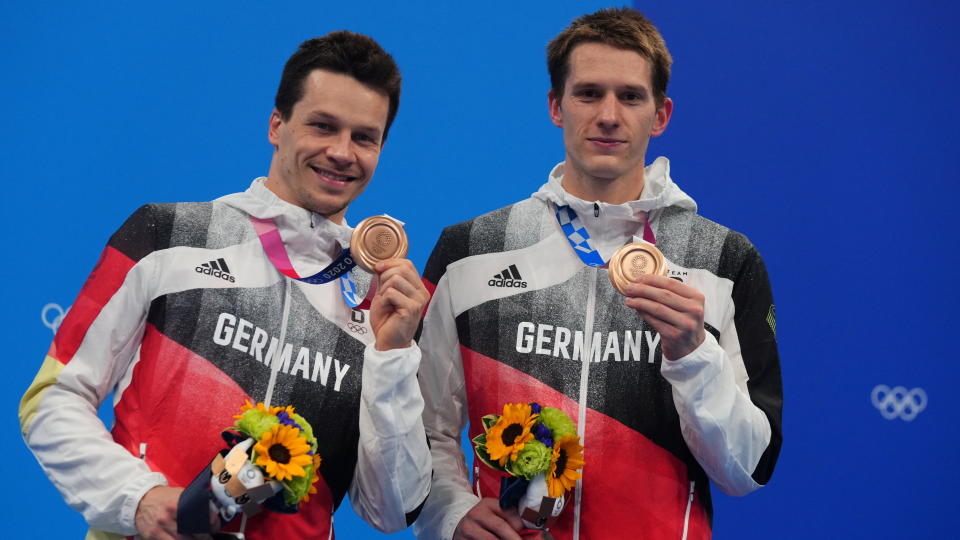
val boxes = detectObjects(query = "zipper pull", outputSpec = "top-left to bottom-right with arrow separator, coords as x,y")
593,202 -> 600,217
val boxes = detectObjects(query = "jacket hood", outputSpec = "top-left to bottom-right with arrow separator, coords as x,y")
217,177 -> 353,268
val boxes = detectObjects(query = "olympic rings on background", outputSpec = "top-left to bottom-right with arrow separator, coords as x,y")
871,384 -> 927,421
41,303 -> 70,335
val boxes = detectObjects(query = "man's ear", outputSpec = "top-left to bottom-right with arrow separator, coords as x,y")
548,89 -> 563,128
267,108 -> 283,147
650,97 -> 673,137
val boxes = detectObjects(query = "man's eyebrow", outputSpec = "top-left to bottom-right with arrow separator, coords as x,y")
569,79 -> 649,89
304,111 -> 338,122
619,84 -> 649,94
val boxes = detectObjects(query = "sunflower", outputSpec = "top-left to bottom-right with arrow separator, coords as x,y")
546,434 -> 585,498
253,424 -> 313,482
486,403 -> 538,466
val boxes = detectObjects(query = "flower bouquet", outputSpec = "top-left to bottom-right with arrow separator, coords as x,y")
177,401 -> 322,534
472,402 -> 585,531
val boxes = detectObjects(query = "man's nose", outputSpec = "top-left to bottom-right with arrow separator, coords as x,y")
596,94 -> 620,129
326,132 -> 354,165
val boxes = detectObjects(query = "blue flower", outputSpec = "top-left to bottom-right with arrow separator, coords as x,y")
530,402 -> 542,415
277,411 -> 302,431
532,423 -> 553,448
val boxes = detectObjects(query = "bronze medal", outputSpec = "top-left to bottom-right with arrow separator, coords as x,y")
608,242 -> 667,295
350,215 -> 409,272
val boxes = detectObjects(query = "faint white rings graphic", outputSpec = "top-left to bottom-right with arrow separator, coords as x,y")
41,303 -> 70,334
871,385 -> 927,421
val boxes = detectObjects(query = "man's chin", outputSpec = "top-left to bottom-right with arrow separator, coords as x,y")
580,157 -> 645,181
294,185 -> 365,222
299,195 -> 352,223
583,166 -> 627,181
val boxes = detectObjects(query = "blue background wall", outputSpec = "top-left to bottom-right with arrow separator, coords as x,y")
4,1 -> 957,537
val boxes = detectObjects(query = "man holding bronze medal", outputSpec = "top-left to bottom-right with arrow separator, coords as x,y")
19,31 -> 431,539
415,8 -> 782,539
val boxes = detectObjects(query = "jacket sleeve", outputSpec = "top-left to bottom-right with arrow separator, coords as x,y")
660,243 -> 783,496
412,272 -> 481,540
18,205 -> 169,535
349,341 -> 432,533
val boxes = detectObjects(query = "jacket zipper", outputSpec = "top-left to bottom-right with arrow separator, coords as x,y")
263,278 -> 292,408
239,278 -> 291,537
572,268 -> 597,540
681,480 -> 695,540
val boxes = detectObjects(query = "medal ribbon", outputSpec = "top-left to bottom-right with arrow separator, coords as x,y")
554,204 -> 656,266
250,216 -> 374,308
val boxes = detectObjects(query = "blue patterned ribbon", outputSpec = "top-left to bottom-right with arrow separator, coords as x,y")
555,205 -> 606,267
554,204 -> 657,267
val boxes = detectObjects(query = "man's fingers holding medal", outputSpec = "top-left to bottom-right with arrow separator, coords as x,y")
370,258 -> 429,351
623,274 -> 706,360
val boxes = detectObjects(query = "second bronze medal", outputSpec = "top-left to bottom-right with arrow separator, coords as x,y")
608,242 -> 667,295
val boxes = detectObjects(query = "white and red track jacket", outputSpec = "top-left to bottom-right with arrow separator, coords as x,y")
414,158 -> 782,540
19,178 -> 431,538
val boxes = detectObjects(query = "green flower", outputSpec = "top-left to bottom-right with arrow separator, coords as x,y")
538,407 -> 576,439
506,440 -> 551,480
235,409 -> 279,440
291,412 -> 317,446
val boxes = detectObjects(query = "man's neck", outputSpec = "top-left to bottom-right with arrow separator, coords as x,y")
561,167 -> 645,205
263,173 -> 347,225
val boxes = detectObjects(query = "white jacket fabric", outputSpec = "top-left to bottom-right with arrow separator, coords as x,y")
414,158 -> 782,539
19,178 -> 431,538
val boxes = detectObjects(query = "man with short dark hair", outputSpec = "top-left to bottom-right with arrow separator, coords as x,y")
415,8 -> 782,539
20,30 -> 431,539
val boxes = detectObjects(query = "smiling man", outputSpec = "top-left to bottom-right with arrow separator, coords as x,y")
20,31 -> 431,539
415,8 -> 782,539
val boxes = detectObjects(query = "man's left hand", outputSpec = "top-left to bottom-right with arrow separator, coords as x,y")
623,274 -> 705,360
369,259 -> 430,351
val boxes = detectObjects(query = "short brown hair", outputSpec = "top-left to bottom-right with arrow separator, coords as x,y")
275,31 -> 402,141
547,7 -> 672,107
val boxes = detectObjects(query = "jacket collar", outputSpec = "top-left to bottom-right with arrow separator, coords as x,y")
217,177 -> 353,268
532,156 -> 697,216
531,157 -> 698,257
